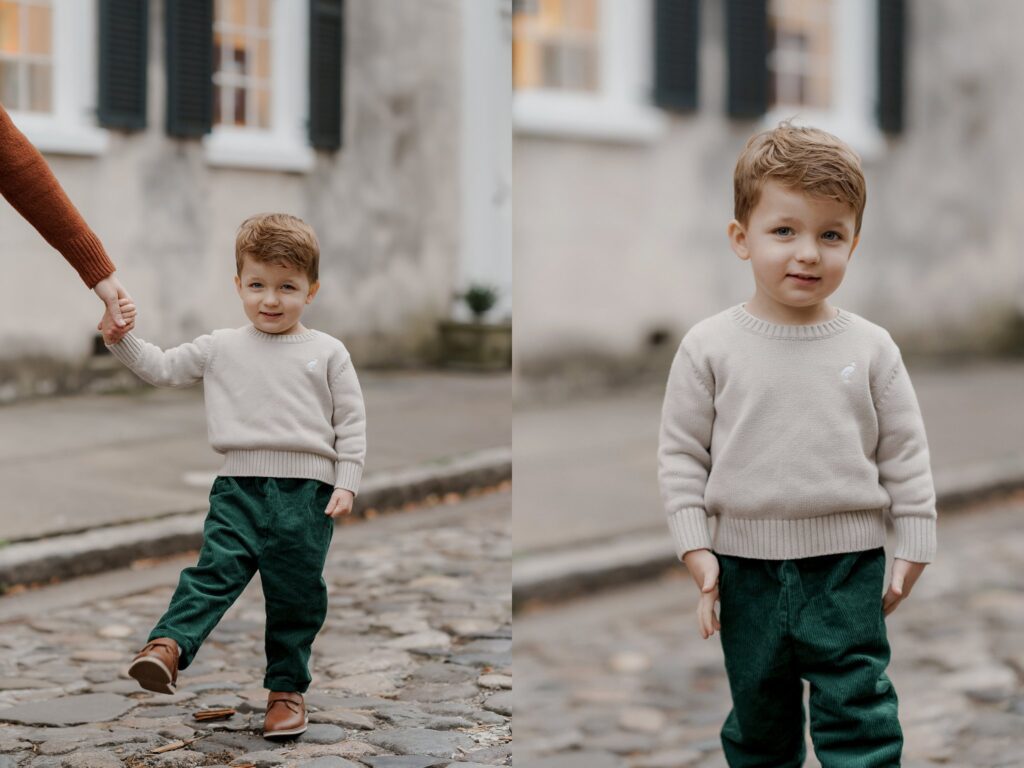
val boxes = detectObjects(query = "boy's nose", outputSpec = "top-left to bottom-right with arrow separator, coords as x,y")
795,244 -> 820,263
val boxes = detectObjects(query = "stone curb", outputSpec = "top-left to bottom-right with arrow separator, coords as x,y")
513,456 -> 1024,610
0,446 -> 511,590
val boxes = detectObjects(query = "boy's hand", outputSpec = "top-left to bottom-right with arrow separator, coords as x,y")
99,298 -> 137,344
325,488 -> 355,519
883,558 -> 926,616
682,548 -> 721,639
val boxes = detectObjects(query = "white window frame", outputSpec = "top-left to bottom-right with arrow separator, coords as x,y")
513,0 -> 665,143
203,0 -> 313,172
6,0 -> 108,156
761,0 -> 884,159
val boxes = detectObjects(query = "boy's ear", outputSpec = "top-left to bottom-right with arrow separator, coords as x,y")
234,274 -> 242,293
727,219 -> 750,261
306,281 -> 320,304
848,234 -> 860,259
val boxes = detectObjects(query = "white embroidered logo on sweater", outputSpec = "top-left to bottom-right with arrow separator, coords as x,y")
841,362 -> 857,383
306,359 -> 319,372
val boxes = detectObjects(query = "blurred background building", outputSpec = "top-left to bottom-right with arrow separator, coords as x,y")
1,0 -> 512,397
513,0 -> 1024,386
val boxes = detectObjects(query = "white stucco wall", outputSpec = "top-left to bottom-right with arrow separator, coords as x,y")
514,0 -> 1024,370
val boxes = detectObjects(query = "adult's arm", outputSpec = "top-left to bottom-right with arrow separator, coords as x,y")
0,102 -> 116,288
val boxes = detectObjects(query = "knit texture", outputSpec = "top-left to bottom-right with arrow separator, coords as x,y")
108,326 -> 366,493
658,304 -> 937,563
1,103 -> 116,287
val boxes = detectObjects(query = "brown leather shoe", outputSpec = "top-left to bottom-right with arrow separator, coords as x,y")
263,691 -> 307,738
128,638 -> 179,694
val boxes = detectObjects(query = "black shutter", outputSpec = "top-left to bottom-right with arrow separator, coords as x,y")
165,0 -> 213,138
725,0 -> 767,119
653,0 -> 699,112
98,0 -> 148,130
310,0 -> 344,150
878,0 -> 905,133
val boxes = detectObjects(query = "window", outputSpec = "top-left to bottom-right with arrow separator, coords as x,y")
213,0 -> 271,129
512,0 -> 663,143
204,0 -> 312,171
768,0 -> 831,110
0,0 -> 106,155
762,0 -> 882,157
0,0 -> 53,113
513,0 -> 599,93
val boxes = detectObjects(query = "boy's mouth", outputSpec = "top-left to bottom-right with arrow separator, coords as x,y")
260,312 -> 284,318
787,273 -> 821,284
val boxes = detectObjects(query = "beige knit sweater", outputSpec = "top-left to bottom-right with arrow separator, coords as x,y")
109,326 -> 366,493
658,304 -> 936,563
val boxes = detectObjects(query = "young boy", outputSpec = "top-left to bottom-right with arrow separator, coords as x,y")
658,123 -> 936,766
101,213 -> 366,739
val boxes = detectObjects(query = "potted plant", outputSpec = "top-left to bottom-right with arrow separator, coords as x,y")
439,284 -> 511,370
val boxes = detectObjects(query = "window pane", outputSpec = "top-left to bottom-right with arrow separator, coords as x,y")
0,59 -> 19,106
25,3 -> 50,55
254,85 -> 269,128
255,0 -> 270,29
26,60 -> 49,111
226,0 -> 245,26
254,36 -> 269,80
0,2 -> 20,54
232,86 -> 245,125
512,0 -> 599,93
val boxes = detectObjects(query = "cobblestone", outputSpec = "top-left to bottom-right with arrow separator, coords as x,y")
0,493 -> 510,767
515,494 -> 1024,767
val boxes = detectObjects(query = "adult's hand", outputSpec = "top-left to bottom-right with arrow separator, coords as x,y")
93,274 -> 133,329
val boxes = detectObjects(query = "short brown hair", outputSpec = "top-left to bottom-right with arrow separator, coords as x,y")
734,122 -> 867,234
235,213 -> 320,283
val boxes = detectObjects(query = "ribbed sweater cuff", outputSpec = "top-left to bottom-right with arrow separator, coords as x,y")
892,514 -> 937,563
107,332 -> 146,368
66,231 -> 116,288
667,507 -> 713,560
335,461 -> 363,495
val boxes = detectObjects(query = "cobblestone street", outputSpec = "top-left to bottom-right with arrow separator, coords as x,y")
0,491 -> 511,767
515,493 -> 1024,768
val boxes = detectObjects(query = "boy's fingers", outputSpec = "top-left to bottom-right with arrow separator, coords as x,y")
702,572 -> 715,592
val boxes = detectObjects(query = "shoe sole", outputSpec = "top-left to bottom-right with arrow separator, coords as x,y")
128,656 -> 177,695
263,715 -> 308,739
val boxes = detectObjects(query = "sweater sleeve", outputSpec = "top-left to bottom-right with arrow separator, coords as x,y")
658,342 -> 715,559
329,354 -> 367,494
874,355 -> 937,563
0,103 -> 116,288
106,332 -> 215,388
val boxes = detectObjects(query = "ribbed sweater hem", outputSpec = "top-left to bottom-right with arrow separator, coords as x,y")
712,508 -> 887,560
219,450 -> 335,486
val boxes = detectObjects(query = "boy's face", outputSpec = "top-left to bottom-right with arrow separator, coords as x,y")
234,254 -> 319,335
728,180 -> 859,319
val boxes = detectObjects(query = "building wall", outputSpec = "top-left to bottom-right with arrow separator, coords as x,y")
513,0 -> 1024,373
0,0 -> 463,370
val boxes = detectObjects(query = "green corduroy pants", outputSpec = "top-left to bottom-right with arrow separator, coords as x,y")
717,547 -> 903,768
149,476 -> 334,692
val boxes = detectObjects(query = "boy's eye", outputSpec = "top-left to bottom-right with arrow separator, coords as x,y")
821,231 -> 842,242
281,284 -> 295,291
774,226 -> 794,236
249,282 -> 262,288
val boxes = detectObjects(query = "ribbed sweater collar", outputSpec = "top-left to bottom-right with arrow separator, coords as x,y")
729,303 -> 855,340
244,325 -> 319,343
